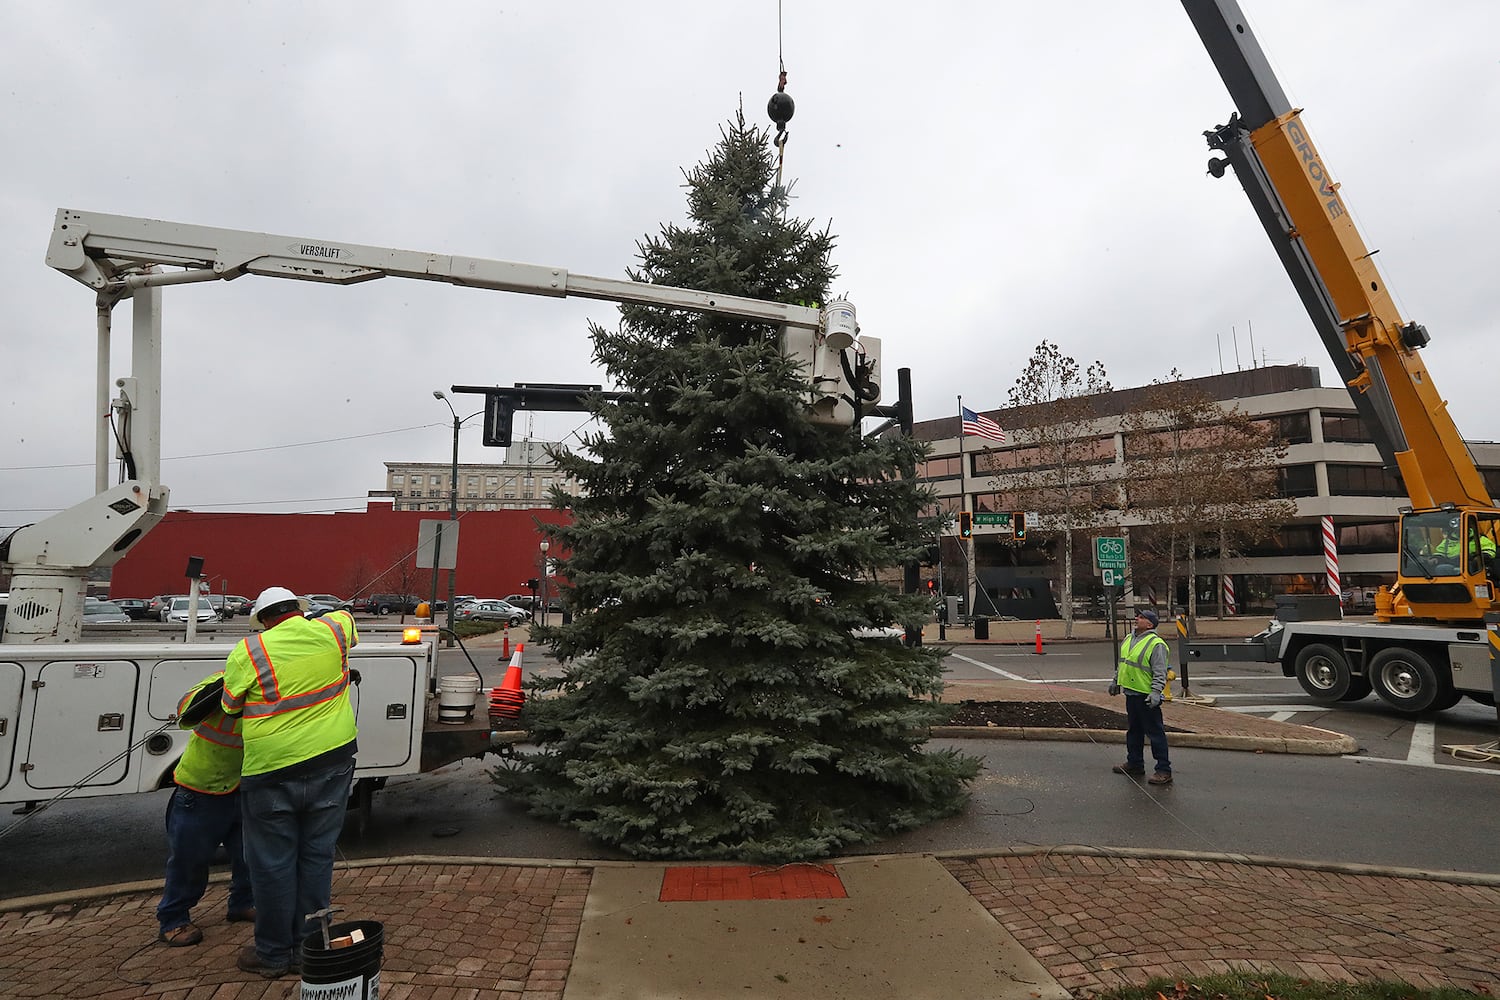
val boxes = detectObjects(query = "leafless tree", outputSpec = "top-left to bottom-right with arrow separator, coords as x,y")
1002,340 -> 1113,638
1121,372 -> 1295,634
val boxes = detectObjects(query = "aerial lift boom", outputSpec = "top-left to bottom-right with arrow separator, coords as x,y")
2,209 -> 876,642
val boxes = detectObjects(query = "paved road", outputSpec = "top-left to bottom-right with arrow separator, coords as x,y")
944,639 -> 1500,773
5,634 -> 1496,902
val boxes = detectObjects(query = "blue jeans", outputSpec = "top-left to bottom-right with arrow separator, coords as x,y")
156,786 -> 252,933
240,759 -> 353,966
1124,693 -> 1171,774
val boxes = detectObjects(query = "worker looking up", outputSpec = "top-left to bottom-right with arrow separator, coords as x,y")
155,670 -> 254,947
221,586 -> 358,980
1109,608 -> 1172,785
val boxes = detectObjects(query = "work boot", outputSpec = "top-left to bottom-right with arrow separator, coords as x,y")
158,923 -> 202,947
237,944 -> 290,979
1148,771 -> 1174,785
1111,763 -> 1144,776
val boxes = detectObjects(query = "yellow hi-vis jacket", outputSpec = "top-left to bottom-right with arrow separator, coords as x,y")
173,671 -> 243,795
1116,630 -> 1168,695
221,610 -> 359,777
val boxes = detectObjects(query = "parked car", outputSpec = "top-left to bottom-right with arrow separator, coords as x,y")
204,595 -> 229,619
112,598 -> 155,621
223,594 -> 252,616
362,593 -> 421,615
502,594 -> 534,611
83,598 -> 132,624
149,594 -> 181,620
454,599 -> 527,626
164,596 -> 217,624
302,594 -> 350,611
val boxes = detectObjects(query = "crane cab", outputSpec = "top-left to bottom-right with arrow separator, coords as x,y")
1390,507 -> 1500,622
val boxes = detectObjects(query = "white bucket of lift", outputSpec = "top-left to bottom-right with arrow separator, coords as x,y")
436,674 -> 481,724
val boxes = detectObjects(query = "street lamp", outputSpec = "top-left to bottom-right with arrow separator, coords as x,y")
433,390 -> 483,643
538,538 -> 550,628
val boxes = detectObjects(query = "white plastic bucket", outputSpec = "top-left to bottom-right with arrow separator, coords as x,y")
436,674 -> 481,724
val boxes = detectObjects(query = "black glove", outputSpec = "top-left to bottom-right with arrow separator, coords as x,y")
179,678 -> 225,725
1107,683 -> 1121,697
349,668 -> 362,686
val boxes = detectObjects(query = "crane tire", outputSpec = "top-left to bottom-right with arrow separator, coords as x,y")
1294,643 -> 1354,702
1368,646 -> 1446,714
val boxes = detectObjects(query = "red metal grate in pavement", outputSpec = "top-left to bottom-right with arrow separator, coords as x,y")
659,864 -> 848,901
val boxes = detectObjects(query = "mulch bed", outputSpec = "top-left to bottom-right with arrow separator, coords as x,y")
942,700 -> 1185,732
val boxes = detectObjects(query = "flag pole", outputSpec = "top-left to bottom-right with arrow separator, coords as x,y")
958,395 -> 973,626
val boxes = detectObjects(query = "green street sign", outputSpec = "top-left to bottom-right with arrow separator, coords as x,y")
1094,536 -> 1126,570
974,512 -> 1011,526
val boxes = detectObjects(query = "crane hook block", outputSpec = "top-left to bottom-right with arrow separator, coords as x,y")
768,91 -> 795,127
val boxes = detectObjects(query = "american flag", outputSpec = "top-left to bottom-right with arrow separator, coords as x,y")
961,406 -> 1006,443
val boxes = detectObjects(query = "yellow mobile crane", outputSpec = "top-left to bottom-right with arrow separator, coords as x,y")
1182,0 -> 1500,713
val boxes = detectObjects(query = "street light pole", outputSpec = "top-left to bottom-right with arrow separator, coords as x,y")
433,390 -> 480,644
538,538 -> 550,630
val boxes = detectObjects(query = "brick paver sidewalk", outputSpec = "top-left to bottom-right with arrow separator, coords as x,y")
0,862 -> 589,999
944,851 -> 1500,997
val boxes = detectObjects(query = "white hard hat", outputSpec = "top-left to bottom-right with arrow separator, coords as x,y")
251,586 -> 300,619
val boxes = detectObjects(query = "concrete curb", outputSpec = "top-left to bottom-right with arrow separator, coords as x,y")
931,725 -> 1359,755
9,846 -> 1497,917
929,843 -> 1500,888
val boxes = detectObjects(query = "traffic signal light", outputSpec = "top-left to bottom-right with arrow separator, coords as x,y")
526,578 -> 539,592
925,579 -> 935,593
1013,511 -> 1027,541
959,511 -> 973,538
483,395 -> 516,447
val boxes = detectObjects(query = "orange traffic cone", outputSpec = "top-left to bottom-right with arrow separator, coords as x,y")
489,644 -> 525,723
501,624 -> 510,659
1033,620 -> 1044,655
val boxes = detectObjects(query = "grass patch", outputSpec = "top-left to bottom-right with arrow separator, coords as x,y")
1097,972 -> 1487,1000
451,620 -> 503,639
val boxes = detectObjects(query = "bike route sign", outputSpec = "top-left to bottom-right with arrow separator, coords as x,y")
1094,536 -> 1126,570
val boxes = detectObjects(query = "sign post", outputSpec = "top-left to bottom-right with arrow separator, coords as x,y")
1095,537 -> 1128,642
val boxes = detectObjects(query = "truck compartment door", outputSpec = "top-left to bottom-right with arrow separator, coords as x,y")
26,659 -> 139,791
0,662 -> 24,791
348,652 -> 422,773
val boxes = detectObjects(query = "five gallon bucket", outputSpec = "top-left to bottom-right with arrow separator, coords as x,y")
436,674 -> 481,724
301,919 -> 383,999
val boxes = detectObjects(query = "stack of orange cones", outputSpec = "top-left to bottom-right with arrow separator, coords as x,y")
489,643 -> 525,724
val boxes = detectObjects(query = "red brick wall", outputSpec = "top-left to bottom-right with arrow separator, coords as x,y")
108,503 -> 570,602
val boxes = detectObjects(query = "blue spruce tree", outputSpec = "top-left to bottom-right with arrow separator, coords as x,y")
493,110 -> 977,861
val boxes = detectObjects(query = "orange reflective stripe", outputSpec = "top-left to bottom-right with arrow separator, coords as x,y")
246,635 -> 279,702
193,720 -> 243,749
241,670 -> 350,719
318,615 -> 349,663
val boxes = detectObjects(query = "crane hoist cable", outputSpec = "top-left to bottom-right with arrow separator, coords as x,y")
767,0 -> 794,187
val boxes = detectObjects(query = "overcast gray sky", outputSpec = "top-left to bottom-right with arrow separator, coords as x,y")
3,1 -> 1497,523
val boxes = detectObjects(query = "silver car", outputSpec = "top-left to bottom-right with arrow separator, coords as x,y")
454,599 -> 527,626
165,596 -> 217,623
83,598 -> 131,624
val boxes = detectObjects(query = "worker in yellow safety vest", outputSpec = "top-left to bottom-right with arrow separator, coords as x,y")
1108,608 -> 1172,785
155,670 -> 254,947
221,586 -> 358,979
